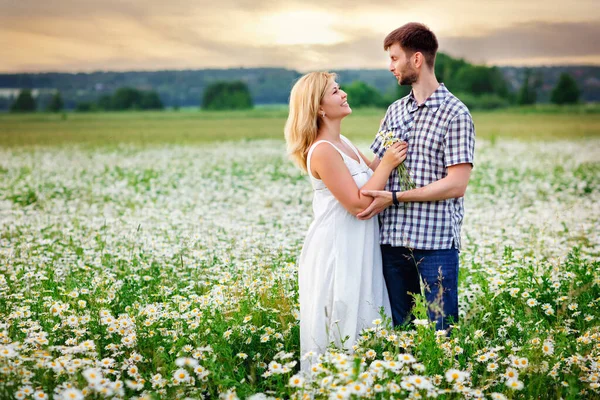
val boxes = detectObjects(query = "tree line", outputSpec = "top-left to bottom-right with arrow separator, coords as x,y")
7,62 -> 582,113
75,87 -> 164,112
341,55 -> 581,110
9,87 -> 164,113
9,82 -> 255,112
517,70 -> 582,106
0,68 -> 297,110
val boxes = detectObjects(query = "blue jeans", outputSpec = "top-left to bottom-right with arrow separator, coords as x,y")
381,245 -> 459,331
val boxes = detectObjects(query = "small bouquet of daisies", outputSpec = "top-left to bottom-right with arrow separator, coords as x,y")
377,130 -> 416,191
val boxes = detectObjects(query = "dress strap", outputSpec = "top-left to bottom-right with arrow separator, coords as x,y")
306,140 -> 347,181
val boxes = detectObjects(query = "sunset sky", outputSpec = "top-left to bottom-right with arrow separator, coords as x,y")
1,0 -> 599,73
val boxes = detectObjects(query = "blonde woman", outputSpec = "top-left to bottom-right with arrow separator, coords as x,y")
285,72 -> 407,371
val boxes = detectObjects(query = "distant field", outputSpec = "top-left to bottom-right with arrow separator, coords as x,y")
1,106 -> 600,147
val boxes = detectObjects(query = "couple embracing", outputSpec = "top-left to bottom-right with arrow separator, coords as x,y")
284,23 -> 475,372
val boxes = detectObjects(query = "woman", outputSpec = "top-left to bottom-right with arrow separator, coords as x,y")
284,72 -> 407,371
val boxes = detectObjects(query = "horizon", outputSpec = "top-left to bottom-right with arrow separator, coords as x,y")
2,61 -> 600,77
1,0 -> 599,74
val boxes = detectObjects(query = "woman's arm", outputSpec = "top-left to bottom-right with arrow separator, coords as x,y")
355,148 -> 381,171
311,142 -> 406,215
356,149 -> 381,171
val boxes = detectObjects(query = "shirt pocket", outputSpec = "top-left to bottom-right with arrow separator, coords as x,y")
385,116 -> 413,143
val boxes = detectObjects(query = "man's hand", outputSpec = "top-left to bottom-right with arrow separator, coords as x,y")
356,190 -> 393,220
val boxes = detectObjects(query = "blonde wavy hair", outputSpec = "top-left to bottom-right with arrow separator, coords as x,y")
284,72 -> 336,172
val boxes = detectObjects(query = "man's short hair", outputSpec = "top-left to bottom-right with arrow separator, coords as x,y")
384,23 -> 438,69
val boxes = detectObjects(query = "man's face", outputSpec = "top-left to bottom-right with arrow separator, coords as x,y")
388,43 -> 418,86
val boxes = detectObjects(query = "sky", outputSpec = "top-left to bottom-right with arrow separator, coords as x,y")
1,0 -> 599,73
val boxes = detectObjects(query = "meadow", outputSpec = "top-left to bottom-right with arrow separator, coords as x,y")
1,106 -> 600,147
0,108 -> 599,399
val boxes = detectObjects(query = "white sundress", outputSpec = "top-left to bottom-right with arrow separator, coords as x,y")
298,135 -> 392,372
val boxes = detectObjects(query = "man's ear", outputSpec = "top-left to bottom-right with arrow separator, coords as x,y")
413,52 -> 424,69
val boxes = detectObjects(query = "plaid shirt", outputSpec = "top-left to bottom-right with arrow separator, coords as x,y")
370,84 -> 475,250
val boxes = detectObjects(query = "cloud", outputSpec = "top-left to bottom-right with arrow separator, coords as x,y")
0,0 -> 396,18
181,20 -> 600,71
0,0 -> 598,72
439,20 -> 600,65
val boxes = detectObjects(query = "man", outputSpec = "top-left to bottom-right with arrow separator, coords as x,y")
357,22 -> 475,332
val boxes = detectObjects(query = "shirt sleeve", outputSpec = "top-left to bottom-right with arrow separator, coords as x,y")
444,112 -> 475,167
369,107 -> 392,159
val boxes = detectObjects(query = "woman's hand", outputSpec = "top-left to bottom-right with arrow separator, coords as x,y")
380,142 -> 407,171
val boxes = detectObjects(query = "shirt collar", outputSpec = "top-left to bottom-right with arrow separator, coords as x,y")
407,83 -> 448,113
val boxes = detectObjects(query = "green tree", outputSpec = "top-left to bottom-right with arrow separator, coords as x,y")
97,95 -> 113,111
75,102 -> 96,112
342,81 -> 384,108
112,87 -> 143,110
202,81 -> 253,110
551,73 -> 580,105
454,65 -> 508,97
454,92 -> 509,110
395,85 -> 411,100
435,53 -> 469,90
46,91 -> 64,112
140,91 -> 164,110
517,69 -> 537,105
10,89 -> 36,112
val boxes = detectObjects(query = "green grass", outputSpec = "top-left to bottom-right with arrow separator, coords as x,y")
1,107 -> 599,148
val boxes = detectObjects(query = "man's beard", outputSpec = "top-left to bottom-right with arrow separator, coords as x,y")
399,64 -> 418,86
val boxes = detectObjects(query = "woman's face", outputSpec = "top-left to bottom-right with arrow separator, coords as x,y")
320,79 -> 352,120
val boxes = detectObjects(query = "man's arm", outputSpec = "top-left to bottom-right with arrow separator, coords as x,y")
357,111 -> 475,220
356,163 -> 472,219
